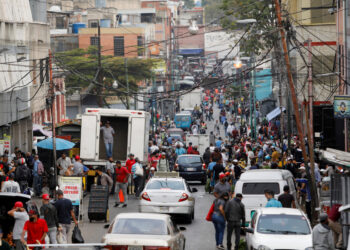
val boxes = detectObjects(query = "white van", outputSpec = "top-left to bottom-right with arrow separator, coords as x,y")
234,169 -> 297,223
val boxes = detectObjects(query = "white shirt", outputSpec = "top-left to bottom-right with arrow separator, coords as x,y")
2,180 -> 20,193
150,145 -> 159,153
57,157 -> 72,175
247,150 -> 254,167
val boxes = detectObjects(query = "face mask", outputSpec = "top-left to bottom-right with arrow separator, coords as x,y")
29,217 -> 35,222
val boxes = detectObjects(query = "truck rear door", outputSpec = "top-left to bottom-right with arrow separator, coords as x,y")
129,117 -> 146,162
80,114 -> 100,160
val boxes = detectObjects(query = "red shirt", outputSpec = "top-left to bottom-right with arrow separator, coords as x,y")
115,166 -> 129,183
23,218 -> 48,244
328,204 -> 341,221
187,146 -> 193,154
125,159 -> 136,173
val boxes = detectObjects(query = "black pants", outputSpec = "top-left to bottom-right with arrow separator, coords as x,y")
134,176 -> 143,197
227,221 -> 241,250
305,201 -> 312,222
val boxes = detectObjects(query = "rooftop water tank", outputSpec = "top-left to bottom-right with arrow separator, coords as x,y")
72,23 -> 86,34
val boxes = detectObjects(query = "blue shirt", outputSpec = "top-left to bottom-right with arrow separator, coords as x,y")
266,198 -> 282,208
208,162 -> 216,172
33,159 -> 40,176
131,163 -> 141,179
175,147 -> 186,156
215,140 -> 222,148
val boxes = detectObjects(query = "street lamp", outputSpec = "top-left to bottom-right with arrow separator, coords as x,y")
236,19 -> 257,24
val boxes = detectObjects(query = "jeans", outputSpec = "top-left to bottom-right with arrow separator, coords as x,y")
134,176 -> 143,197
227,221 -> 241,250
212,212 -> 226,246
59,223 -> 71,241
14,239 -> 24,250
33,175 -> 42,196
105,142 -> 113,158
115,182 -> 128,204
48,227 -> 57,244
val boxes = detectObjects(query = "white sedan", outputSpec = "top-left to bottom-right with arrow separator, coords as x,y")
139,175 -> 197,223
245,208 -> 313,250
102,213 -> 186,250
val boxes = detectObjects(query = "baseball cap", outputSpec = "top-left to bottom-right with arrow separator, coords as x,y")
14,201 -> 23,208
319,213 -> 328,222
56,189 -> 64,196
75,155 -> 80,160
150,167 -> 155,171
28,209 -> 38,215
219,173 -> 226,179
233,159 -> 238,163
18,158 -> 25,165
42,194 -> 50,200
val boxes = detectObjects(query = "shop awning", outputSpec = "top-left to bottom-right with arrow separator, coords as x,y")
320,148 -> 350,168
178,49 -> 204,55
266,107 -> 285,121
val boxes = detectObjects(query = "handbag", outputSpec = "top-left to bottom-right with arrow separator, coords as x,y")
57,230 -> 67,244
135,164 -> 144,177
205,202 -> 215,221
72,225 -> 84,243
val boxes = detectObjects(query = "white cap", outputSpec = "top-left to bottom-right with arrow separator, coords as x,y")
233,159 -> 238,163
300,166 -> 306,170
150,167 -> 155,171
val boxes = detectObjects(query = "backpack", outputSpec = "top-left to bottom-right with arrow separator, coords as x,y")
37,161 -> 45,176
16,165 -> 31,181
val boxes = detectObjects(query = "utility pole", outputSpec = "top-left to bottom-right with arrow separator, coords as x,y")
49,50 -> 57,187
97,23 -> 104,107
307,38 -> 314,146
125,58 -> 130,109
274,0 -> 318,225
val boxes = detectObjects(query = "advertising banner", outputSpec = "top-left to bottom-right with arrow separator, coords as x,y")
58,176 -> 82,206
334,95 -> 350,118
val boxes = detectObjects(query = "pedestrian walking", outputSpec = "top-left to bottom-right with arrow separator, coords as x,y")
126,154 -> 136,195
40,194 -> 59,244
214,173 -> 231,198
106,157 -> 115,194
100,121 -> 115,158
33,155 -> 44,197
264,189 -> 282,207
131,158 -> 144,197
114,161 -> 129,208
328,204 -> 343,248
72,155 -> 84,176
312,213 -> 335,250
96,167 -> 113,193
1,173 -> 20,193
158,152 -> 169,172
54,189 -> 78,240
21,209 -> 48,247
212,192 -> 229,250
15,158 -> 31,193
225,193 -> 245,250
8,201 -> 29,250
278,185 -> 296,208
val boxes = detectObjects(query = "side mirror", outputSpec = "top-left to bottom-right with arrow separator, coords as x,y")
191,188 -> 198,193
179,226 -> 186,231
104,224 -> 110,229
244,228 -> 254,234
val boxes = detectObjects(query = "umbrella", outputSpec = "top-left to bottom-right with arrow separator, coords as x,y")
36,137 -> 75,150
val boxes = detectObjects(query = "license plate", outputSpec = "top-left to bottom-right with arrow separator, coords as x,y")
160,206 -> 169,212
128,246 -> 142,250
187,168 -> 196,171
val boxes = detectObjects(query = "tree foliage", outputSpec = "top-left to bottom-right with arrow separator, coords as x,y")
202,0 -> 224,25
220,0 -> 277,55
55,46 -> 157,106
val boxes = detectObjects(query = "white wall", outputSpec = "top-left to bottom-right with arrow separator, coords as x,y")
205,31 -> 241,59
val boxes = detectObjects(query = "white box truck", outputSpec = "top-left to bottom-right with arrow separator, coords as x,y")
185,134 -> 209,155
179,88 -> 202,111
80,108 -> 150,166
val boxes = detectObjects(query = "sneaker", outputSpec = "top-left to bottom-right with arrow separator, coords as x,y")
217,245 -> 225,250
114,203 -> 120,207
122,204 -> 127,208
117,204 -> 124,208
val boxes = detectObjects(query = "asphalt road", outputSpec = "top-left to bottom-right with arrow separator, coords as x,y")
75,105 -> 231,249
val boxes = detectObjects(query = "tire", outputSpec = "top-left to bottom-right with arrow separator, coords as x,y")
191,209 -> 195,220
185,213 -> 192,224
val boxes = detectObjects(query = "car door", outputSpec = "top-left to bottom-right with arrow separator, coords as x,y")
246,211 -> 258,248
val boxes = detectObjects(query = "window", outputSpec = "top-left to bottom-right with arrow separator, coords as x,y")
56,16 -> 64,29
90,37 -> 100,46
257,214 -> 311,235
242,183 -> 280,195
112,218 -> 168,235
147,180 -> 185,190
141,13 -> 155,23
114,36 -> 124,56
88,20 -> 99,28
137,36 -> 144,56
177,156 -> 202,165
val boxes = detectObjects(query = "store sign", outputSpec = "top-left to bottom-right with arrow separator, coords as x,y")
334,95 -> 350,119
58,176 -> 82,205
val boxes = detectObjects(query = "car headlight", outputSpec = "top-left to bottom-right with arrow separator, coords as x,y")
257,245 -> 272,250
305,248 -> 313,250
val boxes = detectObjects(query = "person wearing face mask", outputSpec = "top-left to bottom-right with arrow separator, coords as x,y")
214,173 -> 231,198
212,192 -> 229,250
21,210 -> 48,247
225,193 -> 245,250
312,213 -> 335,250
7,201 -> 29,250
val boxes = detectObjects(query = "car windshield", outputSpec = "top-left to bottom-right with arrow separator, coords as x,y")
112,218 -> 168,235
257,214 -> 311,235
242,183 -> 280,195
178,156 -> 202,164
147,180 -> 185,190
